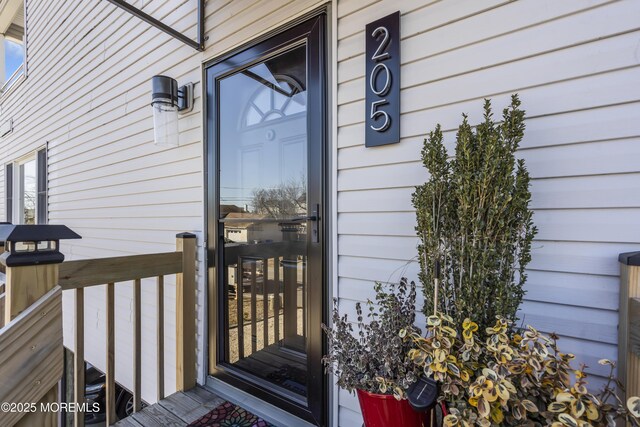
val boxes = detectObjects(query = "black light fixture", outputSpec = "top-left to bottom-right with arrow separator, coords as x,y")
151,75 -> 194,147
0,224 -> 82,267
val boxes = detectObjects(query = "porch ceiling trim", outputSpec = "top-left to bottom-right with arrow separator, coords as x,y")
0,0 -> 22,35
103,0 -> 205,51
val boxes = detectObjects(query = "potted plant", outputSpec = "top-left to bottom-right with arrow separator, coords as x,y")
409,96 -> 640,425
406,313 -> 640,426
412,94 -> 536,336
322,279 -> 430,427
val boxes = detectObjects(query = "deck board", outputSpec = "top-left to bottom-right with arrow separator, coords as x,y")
130,403 -> 185,427
183,386 -> 226,409
115,386 -> 229,427
157,391 -> 211,422
113,416 -> 143,427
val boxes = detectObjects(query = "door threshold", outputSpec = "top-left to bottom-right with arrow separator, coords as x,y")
204,376 -> 316,427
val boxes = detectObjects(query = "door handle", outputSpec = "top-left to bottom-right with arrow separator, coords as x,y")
290,215 -> 318,222
288,205 -> 320,243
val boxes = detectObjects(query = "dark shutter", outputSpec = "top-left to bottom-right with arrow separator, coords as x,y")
37,148 -> 47,224
5,163 -> 12,223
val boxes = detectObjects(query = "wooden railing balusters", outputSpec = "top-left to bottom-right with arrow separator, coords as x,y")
157,275 -> 165,401
237,258 -> 243,360
106,282 -> 116,425
263,258 -> 269,348
283,259 -> 297,347
0,292 -> 5,329
302,257 -> 306,337
74,288 -> 85,427
250,260 -> 257,354
133,279 -> 142,413
274,257 -> 280,344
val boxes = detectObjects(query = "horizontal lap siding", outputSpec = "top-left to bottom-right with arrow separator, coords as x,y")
0,0 -> 325,407
336,0 -> 640,423
30,0 -> 202,405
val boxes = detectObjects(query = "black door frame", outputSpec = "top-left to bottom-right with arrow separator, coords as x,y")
204,11 -> 328,426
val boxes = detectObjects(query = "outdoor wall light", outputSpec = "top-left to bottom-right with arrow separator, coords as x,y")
151,75 -> 194,147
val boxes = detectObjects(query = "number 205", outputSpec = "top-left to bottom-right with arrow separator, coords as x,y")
369,26 -> 392,132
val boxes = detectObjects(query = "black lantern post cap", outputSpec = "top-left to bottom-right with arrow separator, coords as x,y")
151,75 -> 178,105
0,224 -> 82,267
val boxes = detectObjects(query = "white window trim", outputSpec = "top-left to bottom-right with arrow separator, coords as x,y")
12,151 -> 36,224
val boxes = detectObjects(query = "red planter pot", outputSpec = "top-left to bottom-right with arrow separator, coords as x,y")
356,389 -> 430,427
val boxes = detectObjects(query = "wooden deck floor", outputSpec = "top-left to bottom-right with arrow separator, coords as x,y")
115,386 -> 226,427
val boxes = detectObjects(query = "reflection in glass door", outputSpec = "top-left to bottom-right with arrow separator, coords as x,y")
207,14 -> 326,424
220,44 -> 309,396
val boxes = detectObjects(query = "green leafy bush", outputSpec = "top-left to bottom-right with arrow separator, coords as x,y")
412,95 -> 537,334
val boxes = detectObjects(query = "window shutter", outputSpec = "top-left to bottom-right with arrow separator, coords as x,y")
37,148 -> 47,224
5,163 -> 12,223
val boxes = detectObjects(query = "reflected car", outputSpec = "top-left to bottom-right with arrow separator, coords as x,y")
84,364 -> 143,424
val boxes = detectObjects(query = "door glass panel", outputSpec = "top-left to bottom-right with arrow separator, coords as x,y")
219,45 -> 309,398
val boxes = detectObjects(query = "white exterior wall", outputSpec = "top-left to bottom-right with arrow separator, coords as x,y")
1,0 -> 639,425
335,0 -> 640,424
0,0 -> 326,406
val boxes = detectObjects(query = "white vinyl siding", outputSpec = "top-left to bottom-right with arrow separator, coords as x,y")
1,0 -> 638,424
0,0 -> 325,406
335,0 -> 640,424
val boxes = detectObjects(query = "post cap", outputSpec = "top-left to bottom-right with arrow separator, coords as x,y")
0,224 -> 81,267
176,232 -> 196,239
0,224 -> 82,242
619,251 -> 640,266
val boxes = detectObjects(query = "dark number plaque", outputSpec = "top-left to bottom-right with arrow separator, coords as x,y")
365,11 -> 400,147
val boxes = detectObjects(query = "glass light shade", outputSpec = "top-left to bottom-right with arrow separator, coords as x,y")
152,100 -> 179,146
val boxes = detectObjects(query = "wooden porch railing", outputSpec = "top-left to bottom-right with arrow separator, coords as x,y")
0,232 -> 197,427
0,281 -> 5,329
0,255 -> 62,427
224,241 -> 306,361
0,285 -> 62,427
619,252 -> 640,411
58,232 -> 196,427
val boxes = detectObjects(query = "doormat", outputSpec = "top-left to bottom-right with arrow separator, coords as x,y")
187,401 -> 273,427
266,365 -> 307,396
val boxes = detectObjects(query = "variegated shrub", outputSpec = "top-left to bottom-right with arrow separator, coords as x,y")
322,278 -> 423,398
407,313 -> 640,426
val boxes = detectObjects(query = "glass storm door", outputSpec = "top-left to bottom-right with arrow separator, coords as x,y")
206,15 -> 326,425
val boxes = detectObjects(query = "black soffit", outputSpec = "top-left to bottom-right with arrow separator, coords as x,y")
104,0 -> 206,51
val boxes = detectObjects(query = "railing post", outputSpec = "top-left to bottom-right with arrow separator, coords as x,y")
74,287 -> 84,427
0,224 -> 80,426
619,252 -> 640,408
176,232 -> 196,391
105,282 -> 116,425
5,263 -> 60,427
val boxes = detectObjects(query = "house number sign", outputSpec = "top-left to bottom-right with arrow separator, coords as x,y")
365,11 -> 400,147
